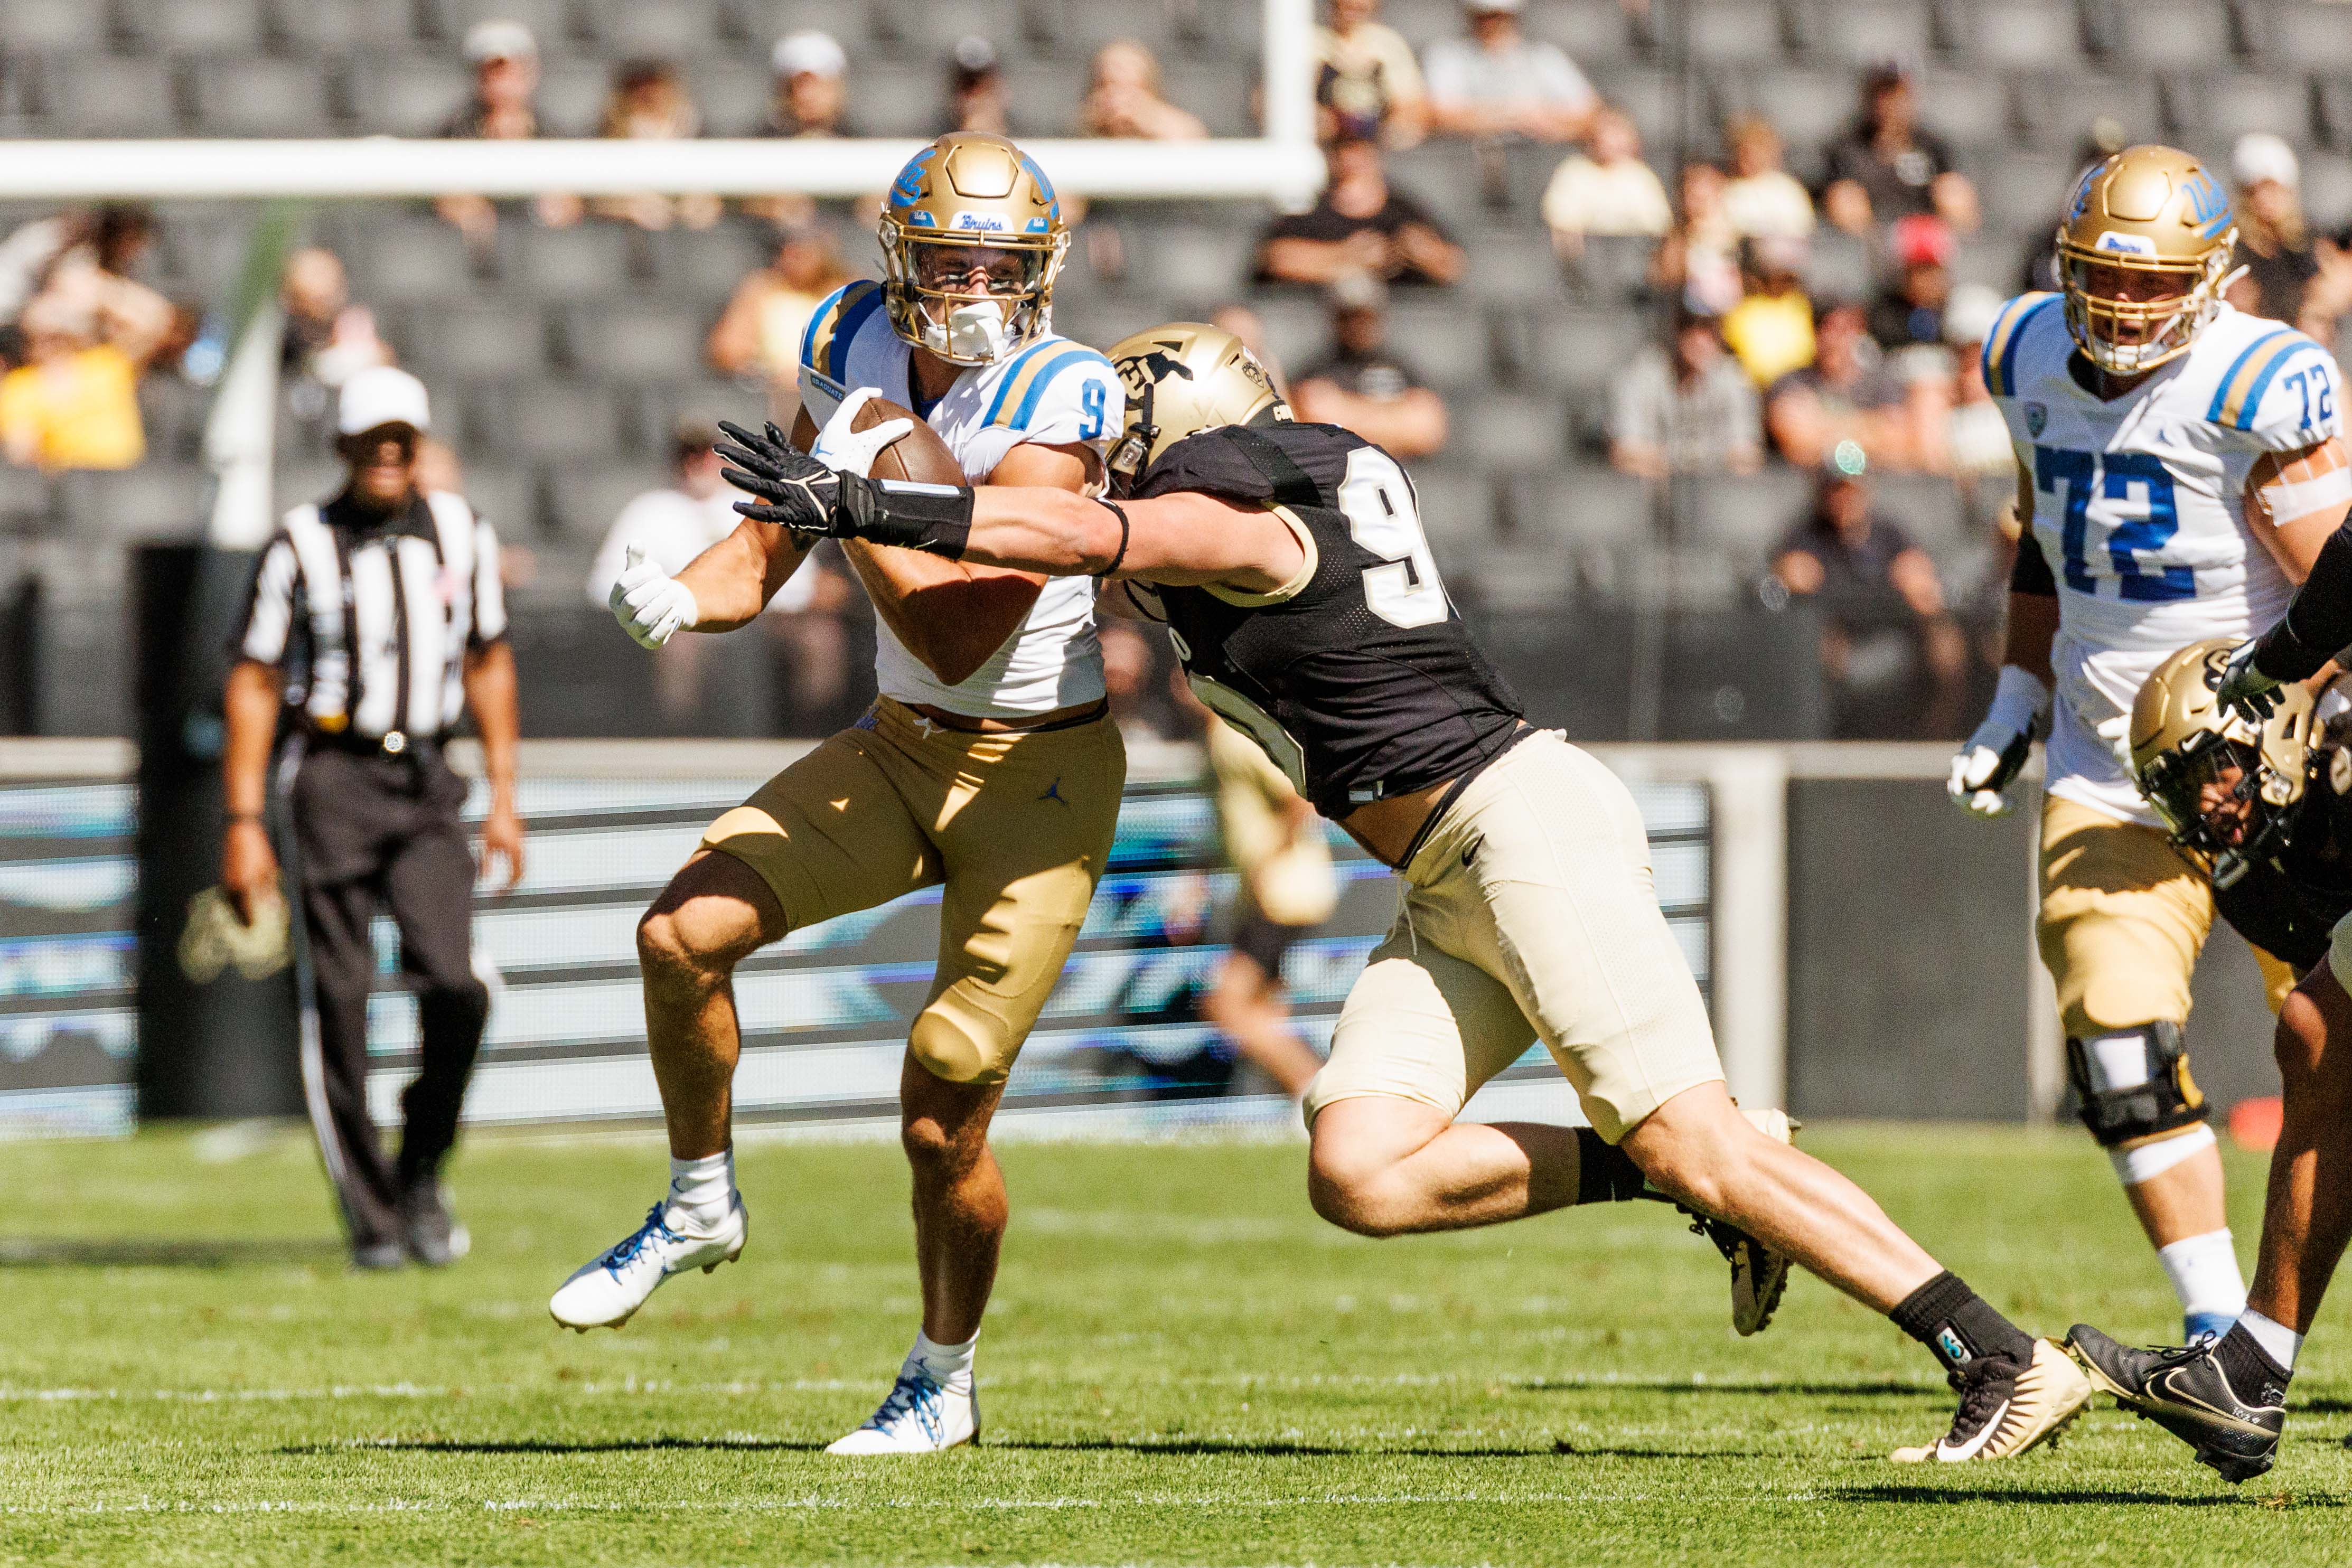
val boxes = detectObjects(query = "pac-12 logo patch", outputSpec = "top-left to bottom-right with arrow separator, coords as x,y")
2026,402 -> 2047,437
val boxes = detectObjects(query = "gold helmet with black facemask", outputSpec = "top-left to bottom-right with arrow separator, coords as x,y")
1102,323 -> 1288,493
879,132 -> 1069,368
2132,638 -> 2318,887
2056,144 -> 2239,377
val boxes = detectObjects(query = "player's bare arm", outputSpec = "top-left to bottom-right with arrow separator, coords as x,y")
2247,436 -> 2352,584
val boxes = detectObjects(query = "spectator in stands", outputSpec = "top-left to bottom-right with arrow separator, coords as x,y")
708,227 -> 852,407
1422,0 -> 1596,144
1080,41 -> 1207,140
1290,272 -> 1448,459
1866,215 -> 1954,350
591,61 -> 721,232
2224,133 -> 2352,345
1540,107 -> 1671,257
587,416 -> 848,723
1608,309 -> 1761,480
759,31 -> 852,137
1938,283 -> 2013,493
1255,137 -> 1466,287
1722,116 -> 1814,240
943,36 -> 1013,137
1651,160 -> 1742,317
1315,0 -> 1427,146
0,293 -> 149,473
24,206 -> 176,365
1772,445 -> 1967,738
1766,301 -> 1918,471
434,20 -> 581,251
279,247 -> 395,435
1721,236 -> 1815,388
1210,303 -> 1288,393
1820,64 -> 1978,237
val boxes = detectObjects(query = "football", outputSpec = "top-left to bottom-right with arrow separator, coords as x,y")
789,396 -> 965,487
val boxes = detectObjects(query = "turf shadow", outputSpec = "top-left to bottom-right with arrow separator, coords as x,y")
1510,1379 -> 1942,1401
283,1438 -> 831,1456
1552,1441 -> 1773,1459
985,1438 -> 1544,1458
1831,1484 -> 2346,1508
0,1237 -> 343,1269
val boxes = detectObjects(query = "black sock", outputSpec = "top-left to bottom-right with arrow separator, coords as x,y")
2212,1322 -> 2293,1400
1889,1271 -> 2037,1371
1573,1128 -> 1650,1205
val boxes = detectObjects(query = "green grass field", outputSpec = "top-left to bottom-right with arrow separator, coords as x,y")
3,1123 -> 2348,1566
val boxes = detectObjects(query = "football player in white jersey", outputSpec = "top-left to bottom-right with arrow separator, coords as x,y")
553,133 -> 1128,1456
1949,145 -> 2352,1342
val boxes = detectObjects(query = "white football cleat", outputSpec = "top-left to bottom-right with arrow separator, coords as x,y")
1891,1338 -> 2093,1463
548,1198 -> 747,1331
826,1366 -> 980,1456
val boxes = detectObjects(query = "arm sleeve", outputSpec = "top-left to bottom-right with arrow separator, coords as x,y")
471,516 -> 509,646
2009,530 -> 2057,597
231,534 -> 302,664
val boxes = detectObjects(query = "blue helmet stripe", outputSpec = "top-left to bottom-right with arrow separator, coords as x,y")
2205,327 -> 2293,424
829,281 -> 886,382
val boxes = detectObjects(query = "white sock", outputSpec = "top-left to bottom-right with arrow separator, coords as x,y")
909,1329 -> 977,1395
666,1150 -> 736,1231
2237,1308 -> 2304,1371
2157,1227 -> 2247,1321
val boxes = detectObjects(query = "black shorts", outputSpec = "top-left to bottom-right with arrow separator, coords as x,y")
1230,907 -> 1302,980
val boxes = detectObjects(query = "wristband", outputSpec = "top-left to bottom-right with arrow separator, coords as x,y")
836,473 -> 975,558
1095,501 -> 1131,578
226,810 -> 265,827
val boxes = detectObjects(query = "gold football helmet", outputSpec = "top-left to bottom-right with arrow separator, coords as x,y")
2057,144 -> 2239,375
1102,322 -> 1288,491
880,132 -> 1069,367
2132,638 -> 2316,885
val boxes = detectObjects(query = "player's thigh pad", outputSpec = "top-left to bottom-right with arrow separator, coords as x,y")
1402,731 -> 1723,1143
700,721 -> 942,933
2037,794 -> 2213,1037
899,703 -> 1127,1085
1306,930 -> 1535,1125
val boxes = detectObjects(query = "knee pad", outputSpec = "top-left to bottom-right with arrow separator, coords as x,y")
907,1007 -> 1010,1087
2065,1022 -> 2208,1148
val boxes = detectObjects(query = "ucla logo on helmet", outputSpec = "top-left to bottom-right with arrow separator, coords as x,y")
2094,230 -> 2157,256
2184,170 -> 2233,238
949,211 -> 1009,233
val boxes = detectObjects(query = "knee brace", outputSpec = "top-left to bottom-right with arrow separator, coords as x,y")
2065,1022 -> 2207,1148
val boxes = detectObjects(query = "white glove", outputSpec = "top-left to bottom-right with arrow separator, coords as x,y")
811,386 -> 915,478
1948,665 -> 2051,818
608,545 -> 698,649
2214,636 -> 2283,721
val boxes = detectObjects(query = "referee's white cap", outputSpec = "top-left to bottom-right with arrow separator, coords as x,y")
337,366 -> 431,436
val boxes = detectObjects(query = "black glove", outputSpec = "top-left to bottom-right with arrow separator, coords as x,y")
716,419 -> 841,537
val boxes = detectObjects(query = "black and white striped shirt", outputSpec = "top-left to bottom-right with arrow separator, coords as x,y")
235,489 -> 507,744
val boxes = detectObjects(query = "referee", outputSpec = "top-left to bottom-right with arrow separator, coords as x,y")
219,365 -> 526,1271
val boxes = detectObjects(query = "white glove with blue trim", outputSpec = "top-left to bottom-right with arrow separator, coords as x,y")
1947,666 -> 2051,818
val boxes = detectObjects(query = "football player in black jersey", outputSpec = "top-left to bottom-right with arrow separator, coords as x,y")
2069,639 -> 2352,1481
717,322 -> 2094,1463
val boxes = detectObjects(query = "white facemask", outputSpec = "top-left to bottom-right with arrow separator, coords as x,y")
943,298 -> 1011,363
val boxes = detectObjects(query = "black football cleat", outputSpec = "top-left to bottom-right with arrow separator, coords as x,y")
2067,1324 -> 2285,1483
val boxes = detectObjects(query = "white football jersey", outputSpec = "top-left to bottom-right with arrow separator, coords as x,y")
798,279 -> 1123,719
1986,294 -> 2346,825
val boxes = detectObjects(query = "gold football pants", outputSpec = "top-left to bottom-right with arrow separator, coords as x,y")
2037,794 -> 2295,1038
701,697 -> 1125,1084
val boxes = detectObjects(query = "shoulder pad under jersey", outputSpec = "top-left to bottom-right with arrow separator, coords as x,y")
1981,290 -> 2061,400
2203,321 -> 2346,450
979,336 -> 1122,446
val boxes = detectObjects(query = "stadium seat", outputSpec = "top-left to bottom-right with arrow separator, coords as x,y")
1912,72 -> 2010,151
349,215 -> 483,305
186,59 -> 339,137
2301,151 -> 2352,229
2168,74 -> 2318,147
631,378 -> 759,450
879,0 -> 1036,59
1159,62 -> 1253,138
42,58 -> 183,137
444,0 -> 580,50
735,0 -> 880,52
393,301 -> 552,381
1381,299 -> 1492,391
2320,78 -> 2352,150
842,64 -> 942,137
2260,3 -> 2352,72
1868,474 -> 1969,559
3,0 -> 110,53
1463,231 -> 1569,305
1719,70 -> 1867,156
1516,308 -> 1655,396
2011,73 -> 2168,151
1580,67 -> 1679,156
1457,392 -> 1569,472
1794,0 -> 1934,65
579,0 -> 739,57
2085,0 -> 2237,69
0,467 -> 55,532
1664,0 -> 1792,64
1405,463 -> 1495,549
546,459 -> 662,542
1564,235 -> 1658,305
654,221 -> 788,301
118,0 -> 269,55
136,379 -> 210,466
57,466 -> 212,544
687,59 -> 772,136
1381,0 -> 1460,49
509,222 -> 644,300
1503,465 -> 1657,547
274,0 -> 431,53
349,58 -> 474,137
1386,143 -> 1491,237
533,60 -> 614,137
1001,63 -> 1086,135
559,305 -> 710,380
1952,2 -> 2088,70
1522,0 -> 1638,64
274,457 -> 344,512
458,462 -> 544,540
1126,223 -> 1253,299
1466,538 -> 1579,612
1673,468 -> 1811,574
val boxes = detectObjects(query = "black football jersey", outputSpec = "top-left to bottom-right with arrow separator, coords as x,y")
2212,765 -> 2352,973
1130,420 -> 1524,822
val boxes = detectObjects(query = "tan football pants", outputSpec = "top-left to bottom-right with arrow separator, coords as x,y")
701,697 -> 1125,1084
1305,731 -> 1726,1144
2038,794 -> 2295,1039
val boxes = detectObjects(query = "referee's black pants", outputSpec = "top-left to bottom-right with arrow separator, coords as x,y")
288,744 -> 490,1249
